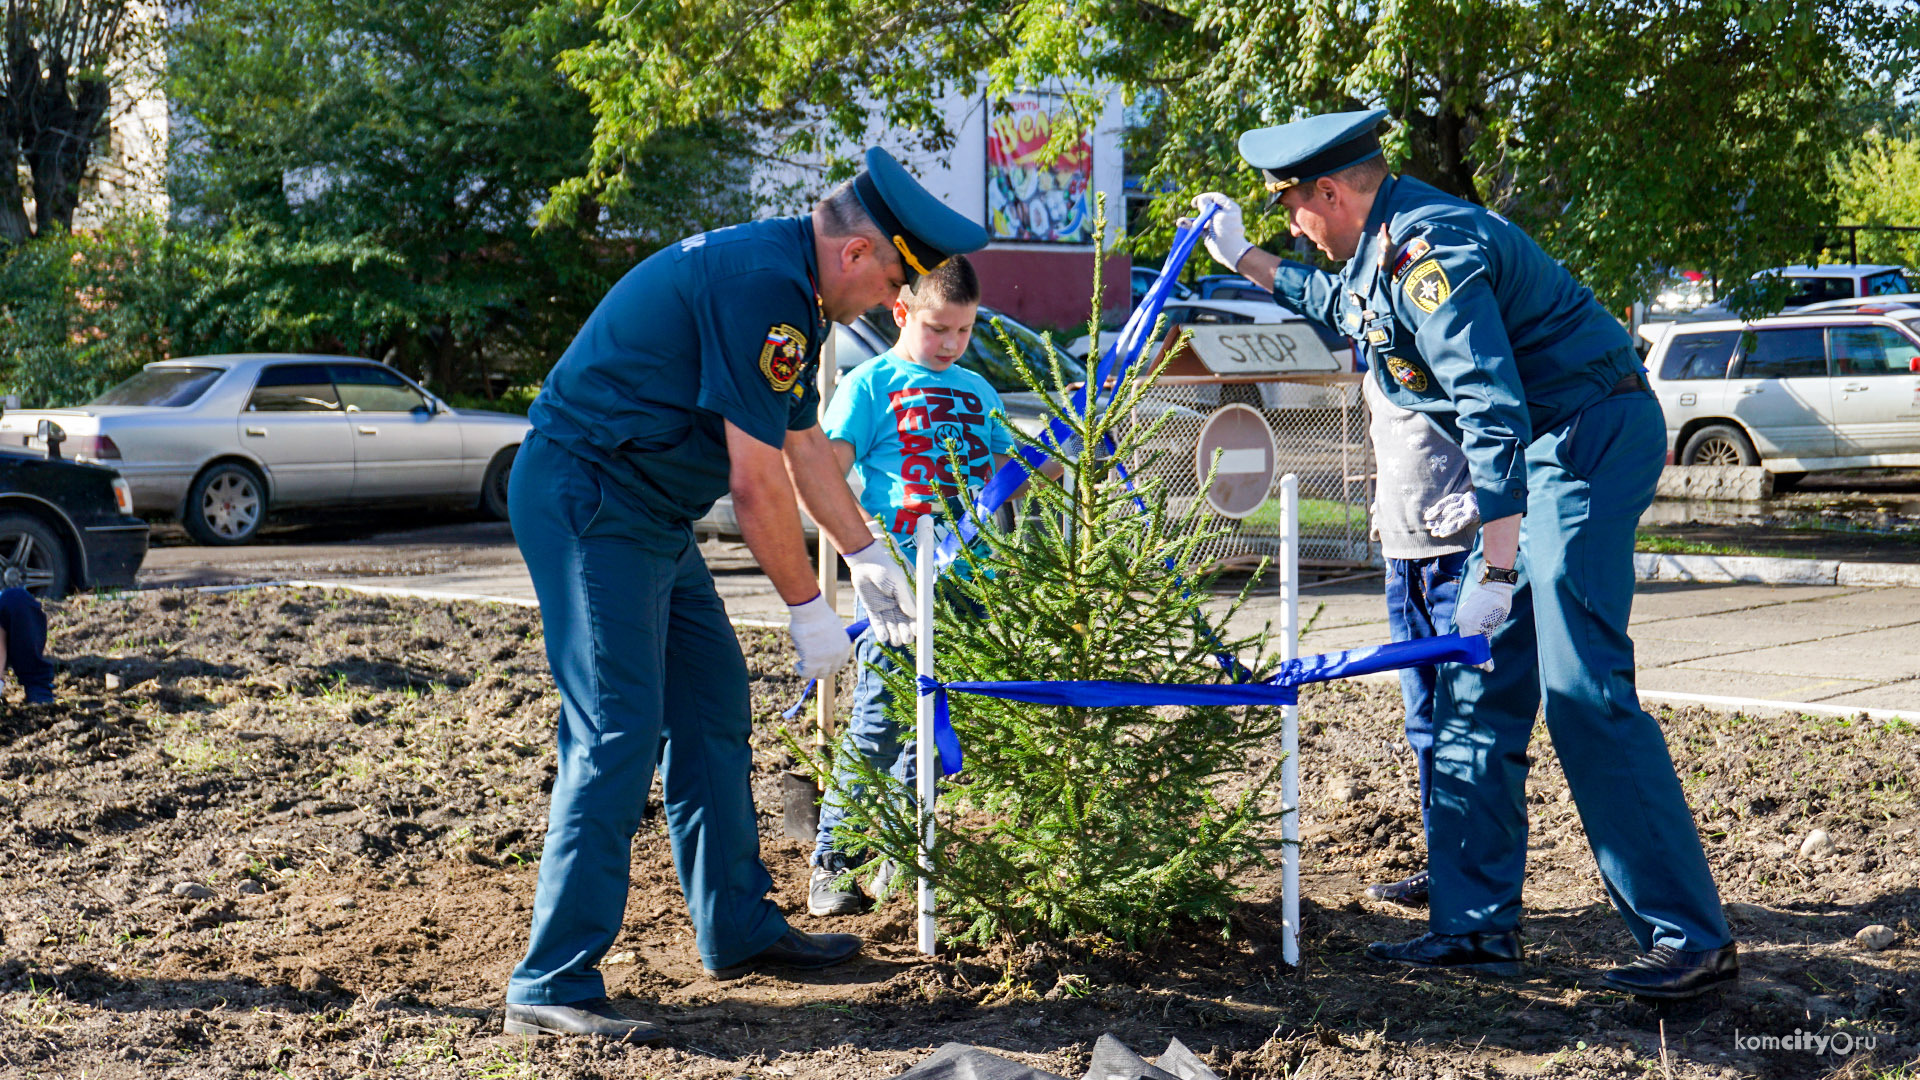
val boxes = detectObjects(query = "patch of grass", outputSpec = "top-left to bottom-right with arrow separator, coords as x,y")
5,978 -> 73,1030
1242,496 -> 1358,533
1633,531 -> 1800,558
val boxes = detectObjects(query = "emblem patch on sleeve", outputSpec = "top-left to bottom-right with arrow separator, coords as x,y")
1404,259 -> 1451,314
1390,237 -> 1431,281
1386,357 -> 1430,392
759,324 -> 809,393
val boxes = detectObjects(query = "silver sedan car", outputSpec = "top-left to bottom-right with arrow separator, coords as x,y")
0,355 -> 529,545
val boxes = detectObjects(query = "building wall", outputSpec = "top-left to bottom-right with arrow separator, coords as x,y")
760,82 -> 1131,330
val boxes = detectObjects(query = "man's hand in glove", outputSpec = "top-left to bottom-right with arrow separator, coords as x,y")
1454,579 -> 1514,637
1423,491 -> 1480,539
787,594 -> 852,680
1178,193 -> 1252,274
845,541 -> 918,646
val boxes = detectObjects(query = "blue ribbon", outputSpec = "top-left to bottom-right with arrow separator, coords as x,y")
915,633 -> 1491,775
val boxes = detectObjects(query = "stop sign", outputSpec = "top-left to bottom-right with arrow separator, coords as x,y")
1194,403 -> 1278,519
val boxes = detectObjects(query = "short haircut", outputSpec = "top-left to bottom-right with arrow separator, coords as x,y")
901,254 -> 979,312
815,181 -> 883,240
1328,155 -> 1390,194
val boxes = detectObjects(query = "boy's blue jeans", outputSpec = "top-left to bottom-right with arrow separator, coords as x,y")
1384,549 -> 1469,832
812,598 -> 920,867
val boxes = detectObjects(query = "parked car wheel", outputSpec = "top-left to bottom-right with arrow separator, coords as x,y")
184,463 -> 266,545
481,445 -> 516,521
1681,424 -> 1759,467
0,511 -> 72,598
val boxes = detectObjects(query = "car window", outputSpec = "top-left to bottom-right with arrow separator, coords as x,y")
1830,325 -> 1920,376
1864,270 -> 1910,296
1736,328 -> 1829,379
1168,306 -> 1252,325
248,363 -> 340,412
1659,332 -> 1738,381
331,363 -> 427,412
1211,287 -> 1272,302
1782,277 -> 1857,308
89,366 -> 225,407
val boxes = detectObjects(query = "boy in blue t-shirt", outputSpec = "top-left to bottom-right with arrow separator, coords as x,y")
808,255 -> 1019,916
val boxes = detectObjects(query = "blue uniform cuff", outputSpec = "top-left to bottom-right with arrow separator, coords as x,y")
1474,486 -> 1527,523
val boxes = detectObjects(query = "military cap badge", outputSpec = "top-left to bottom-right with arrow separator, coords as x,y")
760,324 -> 809,393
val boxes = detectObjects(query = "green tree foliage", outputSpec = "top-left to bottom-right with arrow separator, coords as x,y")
1832,133 -> 1920,270
0,215 -> 402,406
151,0 -> 752,397
547,0 -> 1914,313
800,320 -> 1287,947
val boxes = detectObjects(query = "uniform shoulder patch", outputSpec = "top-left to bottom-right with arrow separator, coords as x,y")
1390,236 -> 1431,282
1385,356 -> 1430,393
759,324 -> 809,393
1403,259 -> 1451,314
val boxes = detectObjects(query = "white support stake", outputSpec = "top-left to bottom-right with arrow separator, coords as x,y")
1280,473 -> 1300,968
914,513 -> 938,956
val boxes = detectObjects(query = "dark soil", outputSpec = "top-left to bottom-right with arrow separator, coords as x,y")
0,588 -> 1913,1078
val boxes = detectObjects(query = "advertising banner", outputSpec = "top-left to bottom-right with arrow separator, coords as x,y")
986,94 -> 1093,244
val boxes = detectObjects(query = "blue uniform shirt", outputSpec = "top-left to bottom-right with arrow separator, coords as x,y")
529,217 -> 826,522
821,348 -> 1012,559
1270,175 -> 1638,522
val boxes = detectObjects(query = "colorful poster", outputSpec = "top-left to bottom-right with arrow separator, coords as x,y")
985,94 -> 1094,244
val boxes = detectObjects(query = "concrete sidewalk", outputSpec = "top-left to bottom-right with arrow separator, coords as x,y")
150,529 -> 1920,718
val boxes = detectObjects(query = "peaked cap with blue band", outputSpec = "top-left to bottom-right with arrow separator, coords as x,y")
1238,109 -> 1390,206
851,147 -> 989,283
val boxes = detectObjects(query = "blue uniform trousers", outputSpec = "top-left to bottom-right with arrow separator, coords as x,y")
1384,550 -> 1469,832
0,588 -> 52,702
1430,392 -> 1730,953
505,433 -> 789,1004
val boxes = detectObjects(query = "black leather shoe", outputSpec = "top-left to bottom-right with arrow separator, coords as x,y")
706,927 -> 862,980
1364,870 -> 1429,906
502,998 -> 667,1044
1600,942 -> 1739,999
1366,930 -> 1523,976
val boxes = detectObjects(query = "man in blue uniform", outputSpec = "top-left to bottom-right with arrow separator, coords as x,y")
1187,111 -> 1737,999
501,147 -> 988,1043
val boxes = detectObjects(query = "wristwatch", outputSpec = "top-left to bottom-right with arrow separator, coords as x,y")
1480,564 -> 1520,586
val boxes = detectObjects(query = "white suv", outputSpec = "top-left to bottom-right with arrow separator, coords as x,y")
1646,301 -> 1920,487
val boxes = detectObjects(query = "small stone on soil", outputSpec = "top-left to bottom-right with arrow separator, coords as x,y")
237,880 -> 264,896
333,896 -> 358,910
104,673 -> 122,691
1855,924 -> 1897,951
171,882 -> 214,900
605,951 -> 636,965
1799,828 -> 1835,858
1327,777 -> 1363,802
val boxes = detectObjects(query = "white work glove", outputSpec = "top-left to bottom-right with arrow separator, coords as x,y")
844,541 -> 918,647
1368,501 -> 1381,544
1454,579 -> 1514,637
1423,492 -> 1479,539
788,593 -> 852,680
1179,192 -> 1252,274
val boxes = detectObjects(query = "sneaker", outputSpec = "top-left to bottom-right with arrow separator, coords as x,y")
808,857 -> 873,917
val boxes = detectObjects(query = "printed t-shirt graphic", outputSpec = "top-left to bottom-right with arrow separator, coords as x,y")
822,349 -> 1014,555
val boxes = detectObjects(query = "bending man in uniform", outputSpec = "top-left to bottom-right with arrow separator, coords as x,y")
1188,111 -> 1736,999
503,147 -> 988,1043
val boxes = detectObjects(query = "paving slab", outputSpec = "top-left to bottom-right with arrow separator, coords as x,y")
1630,613 -> 1870,648
1670,624 -> 1920,684
1627,582 -> 1864,622
1811,678 -> 1920,710
1634,668 -> 1880,702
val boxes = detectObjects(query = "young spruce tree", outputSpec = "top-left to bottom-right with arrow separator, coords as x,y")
804,225 -> 1289,948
